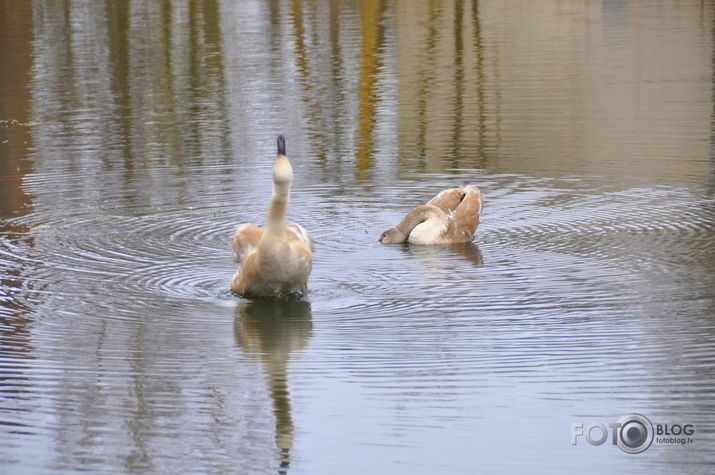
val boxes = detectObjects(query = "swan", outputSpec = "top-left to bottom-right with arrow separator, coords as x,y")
230,135 -> 313,298
379,185 -> 483,245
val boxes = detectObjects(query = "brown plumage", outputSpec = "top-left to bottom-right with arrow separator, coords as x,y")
379,185 -> 483,245
230,136 -> 313,298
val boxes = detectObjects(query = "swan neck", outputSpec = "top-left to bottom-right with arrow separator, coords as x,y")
266,182 -> 289,233
396,206 -> 438,235
265,155 -> 293,234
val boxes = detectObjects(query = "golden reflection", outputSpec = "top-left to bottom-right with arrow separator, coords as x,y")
450,0 -> 464,168
107,0 -> 228,204
396,0 -> 443,170
288,0 -> 329,164
328,0 -> 344,163
395,0 -> 712,177
234,300 -> 312,472
30,0 -> 230,211
0,0 -> 36,454
289,0 -> 309,89
0,0 -> 35,366
396,0 -> 494,171
0,1 -> 34,219
355,0 -> 386,180
471,0 -> 488,167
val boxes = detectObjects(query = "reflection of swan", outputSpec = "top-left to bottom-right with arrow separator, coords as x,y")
379,186 -> 483,244
231,136 -> 313,298
405,241 -> 485,268
234,299 -> 312,473
447,242 -> 484,267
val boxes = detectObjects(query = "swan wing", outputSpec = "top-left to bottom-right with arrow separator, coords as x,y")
232,223 -> 263,264
286,223 -> 314,252
427,187 -> 464,214
446,185 -> 483,241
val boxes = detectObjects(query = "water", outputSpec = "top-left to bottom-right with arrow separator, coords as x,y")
1,0 -> 714,473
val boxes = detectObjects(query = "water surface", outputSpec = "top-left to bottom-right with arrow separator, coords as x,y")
1,1 -> 714,473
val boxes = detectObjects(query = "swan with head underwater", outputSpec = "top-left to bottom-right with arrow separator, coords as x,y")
230,135 -> 313,298
379,185 -> 483,244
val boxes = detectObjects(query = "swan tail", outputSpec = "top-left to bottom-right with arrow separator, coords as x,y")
463,185 -> 483,218
449,185 -> 483,241
428,187 -> 464,214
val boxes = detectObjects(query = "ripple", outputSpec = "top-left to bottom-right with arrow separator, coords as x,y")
3,169 -> 715,463
4,171 -> 714,331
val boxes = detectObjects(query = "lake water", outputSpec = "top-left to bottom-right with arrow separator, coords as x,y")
1,1 -> 714,473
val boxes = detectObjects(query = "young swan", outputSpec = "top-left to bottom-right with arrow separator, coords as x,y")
379,185 -> 483,245
230,135 -> 313,298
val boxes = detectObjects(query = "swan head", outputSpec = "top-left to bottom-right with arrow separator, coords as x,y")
273,135 -> 293,185
273,156 -> 293,185
379,227 -> 407,244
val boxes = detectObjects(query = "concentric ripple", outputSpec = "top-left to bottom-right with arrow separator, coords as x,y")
4,170 -> 714,325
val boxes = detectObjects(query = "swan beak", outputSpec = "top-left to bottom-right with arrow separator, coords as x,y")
277,134 -> 286,156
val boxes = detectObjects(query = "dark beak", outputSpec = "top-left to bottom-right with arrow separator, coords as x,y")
277,135 -> 286,156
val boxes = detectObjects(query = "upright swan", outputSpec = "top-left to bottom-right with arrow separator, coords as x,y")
379,185 -> 483,245
230,135 -> 313,297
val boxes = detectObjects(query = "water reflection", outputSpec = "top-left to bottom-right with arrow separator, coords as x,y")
392,0 -> 713,179
30,0 -> 230,216
0,0 -> 713,473
0,3 -> 34,220
403,242 -> 484,268
235,300 -> 312,473
355,0 -> 387,180
0,0 -> 36,436
448,242 -> 483,267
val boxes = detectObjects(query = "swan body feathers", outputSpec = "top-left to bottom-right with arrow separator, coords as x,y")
380,185 -> 483,245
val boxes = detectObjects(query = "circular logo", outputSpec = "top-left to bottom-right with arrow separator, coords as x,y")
616,413 -> 654,454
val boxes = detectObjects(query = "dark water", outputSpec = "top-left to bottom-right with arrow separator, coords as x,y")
1,0 -> 714,473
